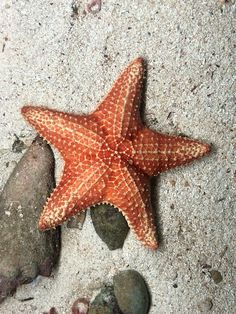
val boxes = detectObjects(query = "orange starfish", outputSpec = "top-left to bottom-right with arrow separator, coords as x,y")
21,58 -> 210,249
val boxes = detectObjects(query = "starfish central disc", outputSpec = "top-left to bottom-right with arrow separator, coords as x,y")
21,57 -> 210,250
98,140 -> 122,165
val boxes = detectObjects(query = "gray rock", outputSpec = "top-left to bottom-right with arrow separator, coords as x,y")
0,136 -> 60,303
91,204 -> 129,250
113,270 -> 150,314
88,284 -> 122,314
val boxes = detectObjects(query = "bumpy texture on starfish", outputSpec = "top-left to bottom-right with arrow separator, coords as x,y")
21,58 -> 210,249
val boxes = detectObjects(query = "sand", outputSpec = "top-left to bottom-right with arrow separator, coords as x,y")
0,0 -> 235,313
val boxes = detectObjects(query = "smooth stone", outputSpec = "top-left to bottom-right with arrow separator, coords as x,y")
88,284 -> 122,314
0,136 -> 60,303
91,204 -> 129,250
113,270 -> 150,314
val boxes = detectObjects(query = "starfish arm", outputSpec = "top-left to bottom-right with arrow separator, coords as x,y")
92,58 -> 144,139
21,106 -> 104,157
125,128 -> 211,176
39,160 -> 109,229
104,162 -> 158,250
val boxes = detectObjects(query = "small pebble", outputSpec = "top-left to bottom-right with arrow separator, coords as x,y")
113,270 -> 150,314
72,298 -> 89,314
198,297 -> 213,312
210,269 -> 223,284
91,204 -> 129,250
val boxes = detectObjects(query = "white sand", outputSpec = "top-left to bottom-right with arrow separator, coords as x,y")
0,0 -> 235,313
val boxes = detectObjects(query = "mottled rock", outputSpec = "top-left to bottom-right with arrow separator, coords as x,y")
67,211 -> 86,229
0,136 -> 60,303
113,270 -> 150,314
91,204 -> 129,250
88,284 -> 122,314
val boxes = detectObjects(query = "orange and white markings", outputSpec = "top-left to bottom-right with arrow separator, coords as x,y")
21,58 -> 210,250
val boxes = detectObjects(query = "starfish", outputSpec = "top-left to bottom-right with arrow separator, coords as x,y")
21,58 -> 210,250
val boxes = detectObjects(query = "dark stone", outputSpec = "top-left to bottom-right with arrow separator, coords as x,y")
0,136 -> 60,303
88,284 -> 122,314
113,270 -> 150,314
91,204 -> 129,250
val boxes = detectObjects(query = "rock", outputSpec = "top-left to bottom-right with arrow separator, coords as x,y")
209,269 -> 223,284
88,284 -> 122,314
67,211 -> 86,229
113,270 -> 150,314
0,136 -> 60,303
91,204 -> 129,250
